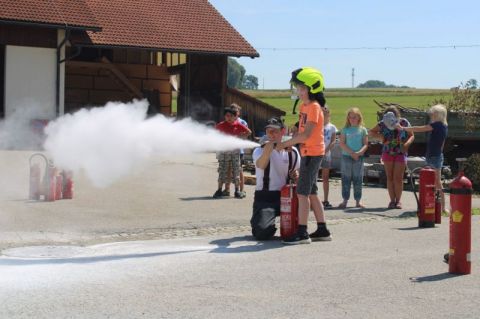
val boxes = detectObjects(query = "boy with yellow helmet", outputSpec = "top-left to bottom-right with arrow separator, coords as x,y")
275,67 -> 331,244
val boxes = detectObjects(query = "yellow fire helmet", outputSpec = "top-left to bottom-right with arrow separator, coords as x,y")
290,67 -> 325,94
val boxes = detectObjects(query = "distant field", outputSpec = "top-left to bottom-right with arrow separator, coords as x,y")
172,88 -> 452,129
245,88 -> 451,129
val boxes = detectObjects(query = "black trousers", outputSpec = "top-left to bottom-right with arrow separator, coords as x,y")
250,190 -> 281,240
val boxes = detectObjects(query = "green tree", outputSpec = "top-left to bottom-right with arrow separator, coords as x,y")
242,74 -> 259,90
227,58 -> 245,88
357,80 -> 387,88
357,80 -> 410,88
465,78 -> 478,89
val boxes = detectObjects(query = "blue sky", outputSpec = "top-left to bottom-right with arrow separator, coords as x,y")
209,0 -> 480,89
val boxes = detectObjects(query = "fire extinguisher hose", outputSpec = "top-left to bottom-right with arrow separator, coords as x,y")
406,165 -> 421,210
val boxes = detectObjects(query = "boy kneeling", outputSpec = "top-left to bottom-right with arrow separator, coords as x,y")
250,117 -> 300,240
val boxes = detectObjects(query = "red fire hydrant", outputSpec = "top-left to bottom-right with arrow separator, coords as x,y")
418,167 -> 436,228
448,167 -> 472,275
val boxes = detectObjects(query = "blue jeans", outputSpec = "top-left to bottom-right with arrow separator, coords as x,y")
341,155 -> 364,201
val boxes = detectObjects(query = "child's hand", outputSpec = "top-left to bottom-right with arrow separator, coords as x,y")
395,123 -> 404,130
289,170 -> 299,181
263,141 -> 275,152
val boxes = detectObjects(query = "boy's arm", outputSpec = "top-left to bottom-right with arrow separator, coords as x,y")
276,121 -> 315,150
255,143 -> 274,169
239,123 -> 252,138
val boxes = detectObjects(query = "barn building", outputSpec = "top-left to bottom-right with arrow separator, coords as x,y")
0,0 -> 284,140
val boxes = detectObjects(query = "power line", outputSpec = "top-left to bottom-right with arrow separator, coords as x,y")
257,44 -> 480,51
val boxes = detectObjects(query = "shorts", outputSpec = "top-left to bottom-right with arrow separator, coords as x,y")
321,156 -> 332,169
381,152 -> 407,164
297,156 -> 323,196
426,154 -> 443,169
240,153 -> 245,166
217,151 -> 241,183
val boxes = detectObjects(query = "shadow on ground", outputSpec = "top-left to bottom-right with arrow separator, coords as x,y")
409,272 -> 463,282
0,250 -> 206,266
180,196 -> 217,201
209,235 -> 284,254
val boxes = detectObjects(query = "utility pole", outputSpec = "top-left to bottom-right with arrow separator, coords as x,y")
351,68 -> 355,88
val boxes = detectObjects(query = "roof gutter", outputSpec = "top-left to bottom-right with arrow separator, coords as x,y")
70,43 -> 259,58
0,19 -> 101,32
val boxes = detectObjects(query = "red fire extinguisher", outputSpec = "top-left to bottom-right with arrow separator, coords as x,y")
29,163 -> 41,200
280,183 -> 298,239
45,161 -> 57,202
29,153 -> 63,202
418,167 -> 436,228
448,164 -> 472,275
55,172 -> 63,200
62,170 -> 74,199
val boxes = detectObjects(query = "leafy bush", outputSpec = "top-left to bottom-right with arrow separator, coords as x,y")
432,84 -> 480,131
463,153 -> 480,191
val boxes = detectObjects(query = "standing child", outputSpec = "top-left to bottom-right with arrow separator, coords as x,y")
234,103 -> 248,198
369,106 -> 414,209
275,67 -> 331,244
214,107 -> 251,199
397,104 -> 448,212
321,105 -> 337,209
338,108 -> 368,209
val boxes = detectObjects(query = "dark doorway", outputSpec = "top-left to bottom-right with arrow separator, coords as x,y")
0,45 -> 4,118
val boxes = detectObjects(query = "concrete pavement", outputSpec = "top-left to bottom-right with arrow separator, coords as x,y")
0,150 -> 478,249
0,217 -> 479,319
1,150 -> 479,318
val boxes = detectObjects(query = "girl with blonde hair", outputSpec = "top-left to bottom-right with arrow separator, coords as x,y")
397,104 -> 448,212
338,107 -> 369,208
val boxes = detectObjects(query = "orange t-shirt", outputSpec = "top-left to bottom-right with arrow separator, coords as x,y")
298,101 -> 325,156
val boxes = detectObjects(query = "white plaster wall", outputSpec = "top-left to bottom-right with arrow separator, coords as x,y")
4,45 -> 56,119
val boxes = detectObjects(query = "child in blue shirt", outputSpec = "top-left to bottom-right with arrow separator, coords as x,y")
338,108 -> 368,209
397,104 -> 448,212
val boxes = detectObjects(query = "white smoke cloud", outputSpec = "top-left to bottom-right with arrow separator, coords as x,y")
0,103 -> 49,150
43,100 -> 258,187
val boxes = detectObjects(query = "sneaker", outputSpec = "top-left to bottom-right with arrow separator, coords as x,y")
282,232 -> 311,245
213,189 -> 223,198
234,191 -> 246,199
221,190 -> 230,197
309,228 -> 332,242
323,201 -> 333,209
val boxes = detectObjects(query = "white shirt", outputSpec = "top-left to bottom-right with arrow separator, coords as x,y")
253,146 -> 300,191
323,123 -> 337,157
